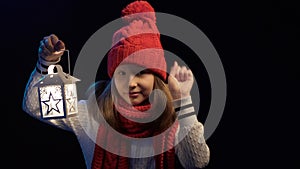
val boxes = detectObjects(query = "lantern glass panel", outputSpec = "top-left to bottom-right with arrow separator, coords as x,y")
64,83 -> 78,115
39,84 -> 65,119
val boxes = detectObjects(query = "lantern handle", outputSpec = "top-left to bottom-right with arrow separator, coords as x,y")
48,65 -> 64,74
65,49 -> 71,75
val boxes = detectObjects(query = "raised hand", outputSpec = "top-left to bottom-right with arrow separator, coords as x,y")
168,61 -> 194,100
38,34 -> 65,62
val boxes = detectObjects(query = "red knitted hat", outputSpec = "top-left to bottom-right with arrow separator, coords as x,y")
107,0 -> 167,81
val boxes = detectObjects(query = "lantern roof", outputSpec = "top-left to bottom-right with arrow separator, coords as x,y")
34,65 -> 80,87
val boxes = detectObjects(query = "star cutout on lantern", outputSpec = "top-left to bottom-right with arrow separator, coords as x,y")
42,92 -> 62,115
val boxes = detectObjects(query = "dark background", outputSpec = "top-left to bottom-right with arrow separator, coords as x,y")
2,0 -> 298,168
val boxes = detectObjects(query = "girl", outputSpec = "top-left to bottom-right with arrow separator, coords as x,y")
22,1 -> 210,168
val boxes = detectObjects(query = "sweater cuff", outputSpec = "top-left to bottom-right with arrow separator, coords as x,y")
173,96 -> 197,123
173,96 -> 192,109
36,57 -> 61,74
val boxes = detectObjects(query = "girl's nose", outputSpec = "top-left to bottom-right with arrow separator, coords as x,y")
129,75 -> 138,88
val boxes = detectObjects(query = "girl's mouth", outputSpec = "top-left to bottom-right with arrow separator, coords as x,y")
128,92 -> 140,97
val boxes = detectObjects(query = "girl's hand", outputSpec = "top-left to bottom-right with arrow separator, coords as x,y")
168,61 -> 194,99
38,34 -> 65,62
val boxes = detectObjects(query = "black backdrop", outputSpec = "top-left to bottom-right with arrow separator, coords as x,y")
2,0 -> 298,168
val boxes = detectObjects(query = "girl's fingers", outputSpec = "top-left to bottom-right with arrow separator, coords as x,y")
187,69 -> 193,79
170,61 -> 178,77
43,36 -> 54,53
54,40 -> 65,51
175,67 -> 180,80
170,61 -> 193,82
39,42 -> 51,57
38,34 -> 65,61
179,66 -> 187,81
50,34 -> 59,47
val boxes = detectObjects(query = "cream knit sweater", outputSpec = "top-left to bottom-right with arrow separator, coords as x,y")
22,62 -> 210,169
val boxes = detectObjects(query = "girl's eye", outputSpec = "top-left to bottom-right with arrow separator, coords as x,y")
117,71 -> 126,76
136,69 -> 150,76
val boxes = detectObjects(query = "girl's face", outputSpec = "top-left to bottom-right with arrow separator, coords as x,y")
113,64 -> 155,106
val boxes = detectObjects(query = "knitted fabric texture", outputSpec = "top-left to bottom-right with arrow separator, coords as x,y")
92,1 -> 176,168
107,0 -> 167,81
91,97 -> 178,169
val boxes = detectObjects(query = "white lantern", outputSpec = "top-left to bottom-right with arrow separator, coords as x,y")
34,64 -> 80,119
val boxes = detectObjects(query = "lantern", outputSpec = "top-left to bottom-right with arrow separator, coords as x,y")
34,64 -> 80,119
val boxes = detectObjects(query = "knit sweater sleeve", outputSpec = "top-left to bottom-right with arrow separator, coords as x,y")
174,96 -> 210,169
22,64 -> 101,168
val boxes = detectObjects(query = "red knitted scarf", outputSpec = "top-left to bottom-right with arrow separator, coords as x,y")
91,98 -> 178,169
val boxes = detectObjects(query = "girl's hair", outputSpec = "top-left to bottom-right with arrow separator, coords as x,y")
92,76 -> 177,133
